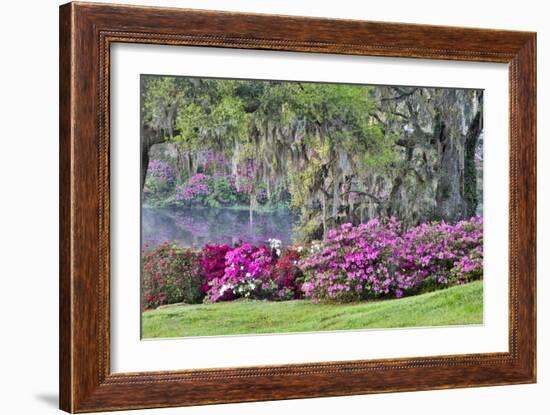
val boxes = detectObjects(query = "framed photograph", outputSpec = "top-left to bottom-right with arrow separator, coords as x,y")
59,2 -> 536,412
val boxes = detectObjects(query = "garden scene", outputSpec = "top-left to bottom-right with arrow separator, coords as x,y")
140,75 -> 484,338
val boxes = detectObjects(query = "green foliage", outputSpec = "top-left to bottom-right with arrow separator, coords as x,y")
361,130 -> 397,171
142,77 -> 188,137
289,137 -> 329,210
173,80 -> 249,152
268,183 -> 291,209
295,212 -> 324,243
144,175 -> 171,195
204,176 -> 239,208
173,102 -> 205,146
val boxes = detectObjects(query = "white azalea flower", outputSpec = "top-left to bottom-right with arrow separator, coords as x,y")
267,238 -> 282,254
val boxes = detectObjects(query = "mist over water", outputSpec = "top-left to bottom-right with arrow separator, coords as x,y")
142,207 -> 296,249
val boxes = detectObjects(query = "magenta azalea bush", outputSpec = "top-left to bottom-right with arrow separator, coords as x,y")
207,243 -> 276,302
204,242 -> 307,302
300,216 -> 483,302
141,216 -> 483,308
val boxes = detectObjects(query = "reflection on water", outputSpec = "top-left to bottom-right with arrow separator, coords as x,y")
142,207 -> 296,249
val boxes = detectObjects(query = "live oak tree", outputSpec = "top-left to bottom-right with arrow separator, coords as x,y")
141,76 -> 483,242
372,86 -> 483,223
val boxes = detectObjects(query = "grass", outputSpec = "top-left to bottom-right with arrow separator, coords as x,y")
141,280 -> 483,338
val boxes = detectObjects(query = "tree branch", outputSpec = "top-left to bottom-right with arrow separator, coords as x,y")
381,87 -> 419,102
340,190 -> 382,204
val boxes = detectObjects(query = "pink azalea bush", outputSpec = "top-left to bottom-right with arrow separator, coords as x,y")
300,216 -> 483,302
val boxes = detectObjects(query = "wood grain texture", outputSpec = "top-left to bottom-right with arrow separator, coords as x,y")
59,2 -> 536,412
59,3 -> 73,411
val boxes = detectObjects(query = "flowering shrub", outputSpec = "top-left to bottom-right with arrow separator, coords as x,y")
203,243 -> 306,302
207,243 -> 276,302
141,243 -> 204,309
270,248 -> 304,300
176,173 -> 210,202
267,238 -> 282,256
145,159 -> 175,194
300,216 -> 483,302
257,189 -> 268,204
200,244 -> 231,295
205,150 -> 226,168
148,159 -> 175,182
400,216 -> 483,289
141,216 -> 483,307
174,173 -> 248,208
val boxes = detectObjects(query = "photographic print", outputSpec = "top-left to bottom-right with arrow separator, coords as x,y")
140,75 -> 484,339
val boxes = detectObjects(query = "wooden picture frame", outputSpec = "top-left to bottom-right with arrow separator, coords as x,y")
59,2 -> 536,412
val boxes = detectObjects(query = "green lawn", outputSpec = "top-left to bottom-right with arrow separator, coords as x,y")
141,280 -> 483,338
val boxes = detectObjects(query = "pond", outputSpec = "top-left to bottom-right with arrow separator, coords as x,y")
142,207 -> 297,249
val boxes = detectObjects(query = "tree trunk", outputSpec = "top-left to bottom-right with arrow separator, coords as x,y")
140,76 -> 165,191
332,165 -> 340,222
387,175 -> 403,218
348,194 -> 354,224
435,113 -> 467,222
321,192 -> 327,238
140,125 -> 164,190
249,193 -> 256,229
464,106 -> 482,217
141,141 -> 150,191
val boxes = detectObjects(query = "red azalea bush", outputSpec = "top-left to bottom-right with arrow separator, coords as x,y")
141,242 -> 204,309
200,244 -> 232,297
270,248 -> 304,300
